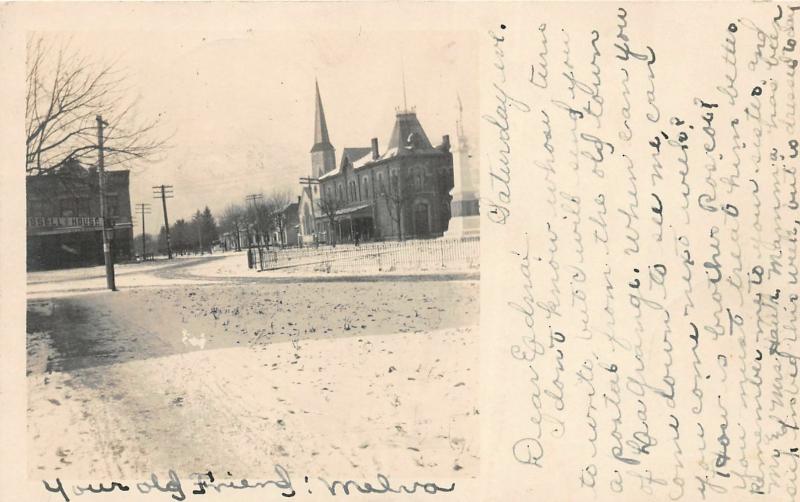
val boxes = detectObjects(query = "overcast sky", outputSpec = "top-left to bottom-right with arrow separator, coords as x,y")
48,30 -> 478,225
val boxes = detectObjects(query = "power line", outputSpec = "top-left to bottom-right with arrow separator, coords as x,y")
161,172 -> 297,192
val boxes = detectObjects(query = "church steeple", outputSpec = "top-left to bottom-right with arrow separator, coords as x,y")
310,79 -> 336,178
311,80 -> 333,152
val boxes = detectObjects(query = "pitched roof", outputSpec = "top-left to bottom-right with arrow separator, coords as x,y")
340,147 -> 372,167
318,147 -> 371,180
310,80 -> 334,153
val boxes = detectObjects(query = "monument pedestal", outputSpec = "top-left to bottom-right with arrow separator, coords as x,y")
445,98 -> 479,238
444,191 -> 480,238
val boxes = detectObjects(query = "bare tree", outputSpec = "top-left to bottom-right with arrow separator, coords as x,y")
379,171 -> 413,241
26,35 -> 167,176
316,195 -> 346,246
242,189 -> 294,248
264,188 -> 294,209
266,189 -> 293,246
251,189 -> 293,246
219,203 -> 246,251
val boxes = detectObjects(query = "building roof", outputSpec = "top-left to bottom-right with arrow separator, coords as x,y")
335,201 -> 372,217
26,160 -> 130,195
384,111 -> 435,153
283,201 -> 299,214
341,147 -> 372,167
354,111 -> 442,169
316,110 -> 448,180
317,169 -> 336,181
317,147 -> 371,181
310,80 -> 334,153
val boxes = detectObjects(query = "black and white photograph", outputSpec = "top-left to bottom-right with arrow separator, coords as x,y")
22,27 -> 480,495
7,2 -> 797,502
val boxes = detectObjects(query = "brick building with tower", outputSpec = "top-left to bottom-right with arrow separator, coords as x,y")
26,158 -> 134,270
298,81 -> 454,244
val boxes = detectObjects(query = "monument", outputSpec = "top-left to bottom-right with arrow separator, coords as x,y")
444,96 -> 480,238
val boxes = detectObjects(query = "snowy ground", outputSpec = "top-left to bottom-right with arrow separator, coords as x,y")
193,251 -> 480,280
26,256 -> 479,488
26,251 -> 480,299
26,254 -> 217,298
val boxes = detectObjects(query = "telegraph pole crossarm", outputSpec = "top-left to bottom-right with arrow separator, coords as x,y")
245,193 -> 264,249
136,203 -> 152,260
153,184 -> 174,259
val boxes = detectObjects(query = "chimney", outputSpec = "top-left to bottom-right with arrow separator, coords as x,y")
371,137 -> 379,159
441,134 -> 451,151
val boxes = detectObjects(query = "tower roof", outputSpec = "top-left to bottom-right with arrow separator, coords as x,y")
311,80 -> 334,153
385,111 -> 434,154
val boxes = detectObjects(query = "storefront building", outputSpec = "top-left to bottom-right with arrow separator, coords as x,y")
26,159 -> 134,270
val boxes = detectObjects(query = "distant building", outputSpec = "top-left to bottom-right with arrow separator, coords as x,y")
271,198 -> 301,247
26,158 -> 134,270
220,224 -> 248,252
299,81 -> 454,243
298,184 -> 317,245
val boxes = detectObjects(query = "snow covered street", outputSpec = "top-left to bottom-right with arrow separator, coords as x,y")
26,256 -> 479,485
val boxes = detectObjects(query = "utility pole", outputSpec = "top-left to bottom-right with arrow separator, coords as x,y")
136,203 -> 152,259
234,218 -> 242,252
153,184 -> 174,259
96,115 -> 116,291
245,193 -> 263,248
298,176 -> 319,239
197,219 -> 204,255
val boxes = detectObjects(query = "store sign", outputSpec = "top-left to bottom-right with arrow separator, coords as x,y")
28,216 -> 104,229
27,216 -> 131,236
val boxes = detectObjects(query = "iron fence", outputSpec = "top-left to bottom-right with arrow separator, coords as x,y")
251,236 -> 479,273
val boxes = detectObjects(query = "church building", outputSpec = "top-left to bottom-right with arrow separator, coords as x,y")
298,81 -> 454,244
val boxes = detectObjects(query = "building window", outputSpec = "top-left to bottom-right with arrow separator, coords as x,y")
377,173 -> 384,194
28,199 -> 44,216
105,195 -> 119,217
349,181 -> 357,201
77,197 -> 90,216
362,177 -> 369,199
413,169 -> 422,189
59,198 -> 76,217
414,202 -> 430,235
338,183 -> 344,201
43,199 -> 54,216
